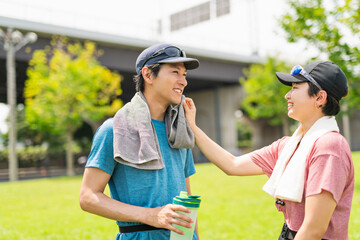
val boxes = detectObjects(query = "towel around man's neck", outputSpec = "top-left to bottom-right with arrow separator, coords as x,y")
262,116 -> 339,202
113,92 -> 195,170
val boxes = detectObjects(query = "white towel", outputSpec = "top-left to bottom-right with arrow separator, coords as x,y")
263,116 -> 339,202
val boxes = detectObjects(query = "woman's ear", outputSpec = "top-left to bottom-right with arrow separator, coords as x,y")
142,67 -> 153,85
317,90 -> 327,107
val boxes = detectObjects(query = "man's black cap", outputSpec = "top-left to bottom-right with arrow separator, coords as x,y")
135,43 -> 199,74
276,61 -> 348,101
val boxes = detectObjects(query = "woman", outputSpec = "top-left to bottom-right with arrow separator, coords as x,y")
183,61 -> 354,240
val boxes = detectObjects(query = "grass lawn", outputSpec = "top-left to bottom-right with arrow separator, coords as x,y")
0,152 -> 359,239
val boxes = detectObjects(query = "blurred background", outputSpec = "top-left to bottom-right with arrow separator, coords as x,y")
1,1 -> 360,239
0,0 -> 359,180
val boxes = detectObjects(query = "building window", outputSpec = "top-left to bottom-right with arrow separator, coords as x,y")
170,2 -> 211,31
216,0 -> 230,17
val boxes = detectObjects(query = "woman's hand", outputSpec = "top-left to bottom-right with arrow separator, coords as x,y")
183,98 -> 197,129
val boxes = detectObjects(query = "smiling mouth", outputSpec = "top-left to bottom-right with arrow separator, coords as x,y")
173,89 -> 182,94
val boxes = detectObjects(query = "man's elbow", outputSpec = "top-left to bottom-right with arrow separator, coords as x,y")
79,191 -> 93,212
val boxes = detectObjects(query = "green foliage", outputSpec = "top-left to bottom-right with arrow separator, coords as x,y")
1,152 -> 359,239
1,106 -> 65,151
280,0 -> 360,112
0,146 -> 47,167
24,36 -> 123,134
237,121 -> 252,148
24,36 -> 123,175
240,57 -> 291,125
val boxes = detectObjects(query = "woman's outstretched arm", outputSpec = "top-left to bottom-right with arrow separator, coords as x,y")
183,98 -> 264,176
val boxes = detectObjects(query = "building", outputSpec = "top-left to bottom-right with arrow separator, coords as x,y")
0,16 -> 268,163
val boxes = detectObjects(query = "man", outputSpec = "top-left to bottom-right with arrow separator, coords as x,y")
79,43 -> 200,240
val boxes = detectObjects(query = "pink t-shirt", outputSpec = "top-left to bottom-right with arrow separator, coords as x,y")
250,132 -> 354,240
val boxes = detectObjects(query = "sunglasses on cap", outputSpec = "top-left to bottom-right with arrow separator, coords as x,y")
141,46 -> 186,69
291,65 -> 323,90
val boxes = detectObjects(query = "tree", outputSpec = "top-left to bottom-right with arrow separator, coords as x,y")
240,57 -> 292,136
24,36 -> 122,176
2,105 -> 64,149
280,0 -> 360,145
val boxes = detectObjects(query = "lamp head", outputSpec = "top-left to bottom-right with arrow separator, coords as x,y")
11,30 -> 23,43
25,32 -> 37,43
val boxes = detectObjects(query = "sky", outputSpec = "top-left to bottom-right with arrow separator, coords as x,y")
0,103 -> 8,133
0,0 -> 317,134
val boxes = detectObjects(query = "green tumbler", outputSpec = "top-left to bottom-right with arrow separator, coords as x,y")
170,191 -> 201,240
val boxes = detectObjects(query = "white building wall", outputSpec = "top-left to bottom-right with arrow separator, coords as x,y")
0,0 -> 315,62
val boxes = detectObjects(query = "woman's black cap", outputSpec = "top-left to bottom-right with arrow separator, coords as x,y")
276,61 -> 348,101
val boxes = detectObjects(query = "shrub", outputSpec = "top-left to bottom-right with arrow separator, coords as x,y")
0,146 -> 47,168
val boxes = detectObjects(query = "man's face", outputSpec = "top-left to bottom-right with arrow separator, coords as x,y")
150,62 -> 188,106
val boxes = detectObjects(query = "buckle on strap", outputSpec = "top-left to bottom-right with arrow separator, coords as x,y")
276,198 -> 285,206
281,223 -> 296,240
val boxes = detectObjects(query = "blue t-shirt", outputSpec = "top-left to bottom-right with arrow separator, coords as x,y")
86,118 -> 197,240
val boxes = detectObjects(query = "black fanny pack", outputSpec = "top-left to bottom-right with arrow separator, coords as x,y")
279,223 -> 297,240
119,224 -> 166,233
279,223 -> 327,240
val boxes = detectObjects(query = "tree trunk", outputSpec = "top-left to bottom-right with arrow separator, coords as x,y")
342,103 -> 351,149
281,115 -> 290,136
83,118 -> 103,134
66,130 -> 75,176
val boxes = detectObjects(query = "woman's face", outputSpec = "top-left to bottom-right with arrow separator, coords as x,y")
285,82 -> 317,122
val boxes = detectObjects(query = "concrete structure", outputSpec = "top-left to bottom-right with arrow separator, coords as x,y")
0,16 -> 265,163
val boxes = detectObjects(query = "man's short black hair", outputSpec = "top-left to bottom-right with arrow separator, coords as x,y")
133,63 -> 162,92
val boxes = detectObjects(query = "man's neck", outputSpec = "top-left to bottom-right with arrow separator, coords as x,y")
142,91 -> 168,121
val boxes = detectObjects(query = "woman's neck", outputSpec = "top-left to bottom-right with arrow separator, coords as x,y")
300,113 -> 326,134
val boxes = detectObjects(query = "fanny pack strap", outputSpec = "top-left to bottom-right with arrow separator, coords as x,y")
119,224 -> 166,233
280,223 -> 327,240
281,223 -> 297,240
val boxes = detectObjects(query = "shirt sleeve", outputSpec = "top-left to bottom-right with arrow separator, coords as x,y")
184,149 -> 196,178
306,132 -> 352,203
86,119 -> 116,175
249,137 -> 288,177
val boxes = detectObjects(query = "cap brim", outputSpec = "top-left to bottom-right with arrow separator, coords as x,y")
158,57 -> 199,70
275,72 -> 307,86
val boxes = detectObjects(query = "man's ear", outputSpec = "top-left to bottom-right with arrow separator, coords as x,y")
142,67 -> 153,85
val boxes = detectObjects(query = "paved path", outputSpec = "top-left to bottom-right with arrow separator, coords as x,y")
0,166 -> 85,182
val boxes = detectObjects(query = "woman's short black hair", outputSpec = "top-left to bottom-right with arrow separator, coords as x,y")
133,63 -> 162,92
307,82 -> 340,116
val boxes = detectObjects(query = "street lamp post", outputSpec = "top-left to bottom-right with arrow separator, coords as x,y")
0,27 -> 37,181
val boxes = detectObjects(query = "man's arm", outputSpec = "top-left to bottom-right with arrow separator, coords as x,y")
79,167 -> 193,235
294,190 -> 336,240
